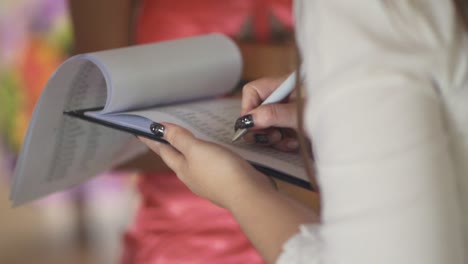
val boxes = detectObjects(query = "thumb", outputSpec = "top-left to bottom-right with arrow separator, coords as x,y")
241,75 -> 289,115
235,103 -> 298,131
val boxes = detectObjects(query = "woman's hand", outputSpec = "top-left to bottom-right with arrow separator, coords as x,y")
237,75 -> 300,152
140,123 -> 317,264
139,123 -> 276,209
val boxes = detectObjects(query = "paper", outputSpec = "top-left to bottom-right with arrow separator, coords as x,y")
12,34 -> 241,205
91,34 -> 241,113
11,58 -> 143,205
125,99 -> 309,182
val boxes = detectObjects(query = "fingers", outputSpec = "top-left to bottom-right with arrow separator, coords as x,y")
272,137 -> 300,152
241,75 -> 289,115
243,128 -> 282,145
139,136 -> 185,171
243,128 -> 300,152
252,103 -> 298,129
154,122 -> 200,154
139,122 -> 200,169
234,103 -> 298,131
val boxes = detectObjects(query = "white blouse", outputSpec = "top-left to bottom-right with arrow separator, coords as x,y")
278,1 -> 468,263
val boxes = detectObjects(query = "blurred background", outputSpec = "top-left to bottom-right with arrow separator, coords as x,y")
0,0 -> 139,263
0,0 -> 301,263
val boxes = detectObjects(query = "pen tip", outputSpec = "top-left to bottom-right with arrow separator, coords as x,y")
231,129 -> 247,142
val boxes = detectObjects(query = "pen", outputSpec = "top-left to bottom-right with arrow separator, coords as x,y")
231,71 -> 301,142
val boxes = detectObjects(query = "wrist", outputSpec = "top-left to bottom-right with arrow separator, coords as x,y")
225,171 -> 278,212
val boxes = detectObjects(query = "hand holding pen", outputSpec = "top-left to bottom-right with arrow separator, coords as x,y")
232,72 -> 303,152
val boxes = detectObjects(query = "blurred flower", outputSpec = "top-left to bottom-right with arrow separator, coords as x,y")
0,0 -> 72,154
0,71 -> 24,151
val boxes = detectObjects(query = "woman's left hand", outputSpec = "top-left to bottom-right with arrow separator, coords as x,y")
138,122 -> 276,209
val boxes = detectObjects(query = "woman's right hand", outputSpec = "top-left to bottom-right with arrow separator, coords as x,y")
237,75 -> 300,152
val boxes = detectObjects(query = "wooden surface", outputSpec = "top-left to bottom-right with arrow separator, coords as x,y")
238,42 -> 297,80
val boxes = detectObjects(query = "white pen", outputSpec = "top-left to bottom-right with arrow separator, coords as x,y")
231,71 -> 301,142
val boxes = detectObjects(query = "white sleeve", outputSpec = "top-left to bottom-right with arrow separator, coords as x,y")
279,1 -> 467,263
277,224 -> 325,264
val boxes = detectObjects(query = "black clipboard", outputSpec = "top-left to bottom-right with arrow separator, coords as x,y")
64,109 -> 312,190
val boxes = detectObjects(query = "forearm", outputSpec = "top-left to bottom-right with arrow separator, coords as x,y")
68,0 -> 135,53
229,183 -> 318,264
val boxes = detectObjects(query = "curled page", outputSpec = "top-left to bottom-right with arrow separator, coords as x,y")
11,34 -> 242,205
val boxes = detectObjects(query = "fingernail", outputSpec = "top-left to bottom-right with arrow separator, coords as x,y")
234,114 -> 254,130
287,140 -> 299,150
254,134 -> 269,144
150,122 -> 165,137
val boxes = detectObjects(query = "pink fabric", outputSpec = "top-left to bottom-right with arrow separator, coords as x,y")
136,0 -> 293,43
122,173 -> 264,264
